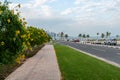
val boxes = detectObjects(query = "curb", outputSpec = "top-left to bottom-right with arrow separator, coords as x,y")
78,42 -> 120,50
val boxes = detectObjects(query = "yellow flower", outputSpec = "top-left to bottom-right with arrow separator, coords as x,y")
22,42 -> 25,45
27,42 -> 30,46
17,13 -> 20,16
19,19 -> 22,22
0,10 -> 3,14
16,54 -> 25,64
11,10 -> 14,14
15,57 -> 21,64
15,30 -> 20,35
21,35 -> 26,38
18,4 -> 21,8
7,19 -> 11,23
27,34 -> 30,39
31,39 -> 33,41
21,54 -> 25,59
23,26 -> 26,28
29,47 -> 32,51
1,41 -> 5,46
27,31 -> 29,33
23,18 -> 25,20
23,22 -> 27,25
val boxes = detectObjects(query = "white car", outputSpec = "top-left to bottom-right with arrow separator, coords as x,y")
104,39 -> 117,45
92,40 -> 102,44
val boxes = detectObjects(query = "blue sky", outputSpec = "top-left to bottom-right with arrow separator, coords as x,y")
1,0 -> 120,37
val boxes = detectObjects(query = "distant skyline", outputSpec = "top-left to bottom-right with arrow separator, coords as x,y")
1,0 -> 120,37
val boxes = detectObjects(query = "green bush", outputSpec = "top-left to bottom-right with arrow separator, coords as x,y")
27,26 -> 51,47
0,2 -> 26,64
0,1 -> 51,64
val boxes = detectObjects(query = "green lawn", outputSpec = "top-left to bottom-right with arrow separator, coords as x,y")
54,44 -> 120,80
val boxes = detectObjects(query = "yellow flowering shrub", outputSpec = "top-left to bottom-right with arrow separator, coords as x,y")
0,2 -> 27,64
0,1 -> 51,64
18,4 -> 21,8
21,34 -> 26,38
15,30 -> 20,35
16,54 -> 25,64
26,26 -> 51,47
7,19 -> 10,23
0,10 -> 2,14
1,41 -> 5,46
29,47 -> 33,51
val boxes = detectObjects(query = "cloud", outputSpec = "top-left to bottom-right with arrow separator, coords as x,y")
60,8 -> 75,15
27,0 -> 120,36
74,0 -> 119,13
28,0 -> 56,7
74,0 -> 89,4
8,0 -> 56,19
7,0 -> 120,36
40,5 -> 53,18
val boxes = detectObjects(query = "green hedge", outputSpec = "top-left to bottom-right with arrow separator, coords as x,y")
0,1 -> 51,64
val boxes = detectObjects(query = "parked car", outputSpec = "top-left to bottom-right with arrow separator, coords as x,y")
92,40 -> 102,44
72,39 -> 79,42
104,39 -> 117,45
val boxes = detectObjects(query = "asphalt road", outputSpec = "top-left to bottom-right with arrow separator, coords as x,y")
57,41 -> 120,65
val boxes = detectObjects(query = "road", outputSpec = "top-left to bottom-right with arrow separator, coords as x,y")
57,41 -> 120,65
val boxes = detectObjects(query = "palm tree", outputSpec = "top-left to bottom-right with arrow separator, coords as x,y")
108,32 -> 111,38
53,33 -> 57,40
106,32 -> 111,39
60,32 -> 64,40
78,34 -> 82,41
83,34 -> 86,38
86,34 -> 90,38
97,33 -> 99,39
86,34 -> 90,42
65,34 -> 68,40
116,35 -> 119,40
82,34 -> 86,43
78,34 -> 82,37
101,33 -> 105,39
106,32 -> 109,38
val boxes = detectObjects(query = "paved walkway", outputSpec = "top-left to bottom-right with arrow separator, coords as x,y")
5,45 -> 61,80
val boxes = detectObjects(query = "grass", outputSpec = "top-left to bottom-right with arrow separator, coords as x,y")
54,44 -> 120,80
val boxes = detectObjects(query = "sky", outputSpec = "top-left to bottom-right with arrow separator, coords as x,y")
1,0 -> 120,37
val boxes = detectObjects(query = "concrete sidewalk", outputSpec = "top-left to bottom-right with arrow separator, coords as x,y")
5,45 -> 61,80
